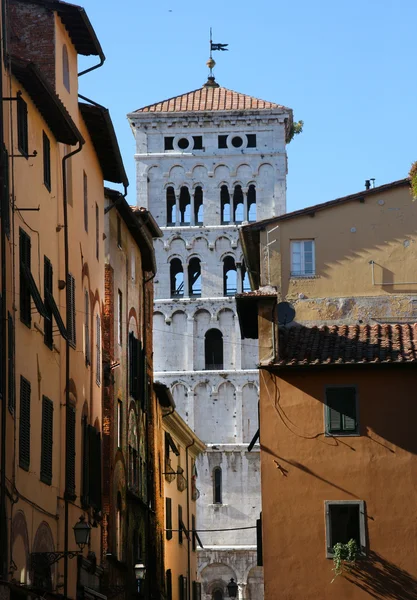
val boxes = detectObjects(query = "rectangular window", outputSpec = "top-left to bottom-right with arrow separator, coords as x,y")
290,240 -> 315,277
67,274 -> 76,347
325,500 -> 366,557
17,95 -> 28,156
129,332 -> 140,400
44,257 -> 53,348
85,290 -> 90,365
40,396 -> 53,485
96,203 -> 99,260
96,314 -> 101,386
166,497 -> 172,540
43,132 -> 51,190
178,504 -> 183,545
325,386 -> 358,435
192,582 -> 202,600
164,137 -> 174,151
64,146 -> 73,206
83,171 -> 88,232
247,134 -> 257,148
65,404 -> 76,498
8,312 -> 15,414
117,400 -> 123,448
117,215 -> 122,249
192,514 -> 196,551
19,228 -> 31,326
218,134 -> 227,149
193,135 -> 203,150
178,576 -> 187,600
19,376 -> 31,470
166,570 -> 172,600
131,248 -> 136,282
118,290 -> 123,346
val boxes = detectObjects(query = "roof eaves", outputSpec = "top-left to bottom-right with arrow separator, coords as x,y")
79,103 -> 128,187
11,57 -> 82,145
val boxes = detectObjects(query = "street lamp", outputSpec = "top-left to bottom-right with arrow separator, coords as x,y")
134,561 -> 146,594
73,515 -> 91,550
227,578 -> 238,598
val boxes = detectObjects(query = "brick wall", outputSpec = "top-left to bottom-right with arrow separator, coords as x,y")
9,1 -> 55,88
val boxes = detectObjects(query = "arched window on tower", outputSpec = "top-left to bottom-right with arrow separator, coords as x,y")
205,329 -> 223,370
223,256 -> 237,296
170,258 -> 184,298
166,187 -> 176,225
233,185 -> 244,223
194,186 -> 203,225
248,184 -> 256,222
242,260 -> 251,293
221,185 -> 230,224
63,44 -> 70,92
188,257 -> 201,297
213,467 -> 222,504
179,186 -> 191,225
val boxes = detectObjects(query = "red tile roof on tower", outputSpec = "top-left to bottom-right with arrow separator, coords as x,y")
275,323 -> 417,367
134,85 -> 290,114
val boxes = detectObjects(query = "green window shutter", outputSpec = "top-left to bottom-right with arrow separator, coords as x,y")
178,504 -> 183,544
44,257 -> 53,348
166,497 -> 172,540
81,416 -> 90,508
66,405 -> 76,497
19,376 -> 31,470
40,396 -> 53,485
67,274 -> 76,347
19,228 -> 31,326
166,570 -> 172,600
8,312 -> 15,414
326,387 -> 357,433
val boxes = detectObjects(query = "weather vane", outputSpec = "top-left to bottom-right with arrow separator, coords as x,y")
206,27 -> 228,80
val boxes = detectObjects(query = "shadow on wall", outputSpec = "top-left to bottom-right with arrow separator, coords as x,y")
347,551 -> 417,599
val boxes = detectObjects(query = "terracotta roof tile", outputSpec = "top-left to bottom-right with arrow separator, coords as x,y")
276,324 -> 417,367
134,86 -> 289,114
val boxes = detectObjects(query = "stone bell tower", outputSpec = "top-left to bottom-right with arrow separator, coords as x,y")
128,75 -> 293,600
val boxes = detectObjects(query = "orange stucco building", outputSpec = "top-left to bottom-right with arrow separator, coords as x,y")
238,179 -> 417,598
0,1 -> 127,600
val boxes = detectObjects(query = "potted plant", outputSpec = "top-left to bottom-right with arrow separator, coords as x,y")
331,538 -> 359,582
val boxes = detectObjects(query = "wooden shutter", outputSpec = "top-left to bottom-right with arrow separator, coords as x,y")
83,172 -> 88,232
166,498 -> 172,540
166,570 -> 172,600
43,132 -> 51,191
19,376 -> 31,470
178,576 -> 184,600
40,396 -> 53,485
66,405 -> 76,497
44,257 -> 53,347
96,315 -> 101,385
192,582 -> 202,600
0,147 -> 10,236
19,228 -> 31,325
326,387 -> 357,433
178,505 -> 183,544
89,426 -> 102,510
8,312 -> 15,413
192,514 -> 196,551
257,513 -> 263,566
67,274 -> 76,346
17,96 -> 28,155
81,416 -> 90,507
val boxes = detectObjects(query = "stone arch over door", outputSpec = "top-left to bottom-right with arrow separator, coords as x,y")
11,510 -> 30,584
200,563 -> 237,600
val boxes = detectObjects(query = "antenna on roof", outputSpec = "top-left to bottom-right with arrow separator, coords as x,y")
277,302 -> 296,326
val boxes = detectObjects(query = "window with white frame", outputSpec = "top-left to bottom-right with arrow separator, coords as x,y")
290,240 -> 315,277
325,500 -> 366,557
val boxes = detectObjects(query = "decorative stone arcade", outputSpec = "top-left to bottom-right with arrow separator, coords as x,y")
128,78 -> 293,600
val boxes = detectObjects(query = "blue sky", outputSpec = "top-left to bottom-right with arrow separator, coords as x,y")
78,0 -> 417,212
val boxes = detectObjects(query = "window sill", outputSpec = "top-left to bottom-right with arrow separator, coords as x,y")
325,431 -> 360,438
289,274 -> 318,280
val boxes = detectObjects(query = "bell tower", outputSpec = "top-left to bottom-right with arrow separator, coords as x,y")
128,77 -> 293,600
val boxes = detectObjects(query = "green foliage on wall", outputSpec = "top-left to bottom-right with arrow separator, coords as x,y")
409,161 -> 417,199
331,539 -> 359,582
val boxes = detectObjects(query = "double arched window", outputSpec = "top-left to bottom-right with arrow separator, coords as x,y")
205,329 -> 223,370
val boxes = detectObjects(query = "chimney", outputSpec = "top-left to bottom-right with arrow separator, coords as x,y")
365,180 -> 371,190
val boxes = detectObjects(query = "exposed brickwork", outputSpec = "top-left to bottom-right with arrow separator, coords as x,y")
9,1 -> 56,88
135,86 -> 288,113
277,323 -> 417,367
102,264 -> 114,559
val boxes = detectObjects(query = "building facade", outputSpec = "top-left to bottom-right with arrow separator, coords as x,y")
0,1 -> 127,600
238,179 -> 417,599
103,189 -> 165,600
128,77 -> 293,599
160,391 -> 206,600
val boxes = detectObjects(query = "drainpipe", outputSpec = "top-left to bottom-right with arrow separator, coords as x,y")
0,0 -> 8,578
185,438 -> 195,600
62,140 -> 84,599
78,51 -> 105,78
